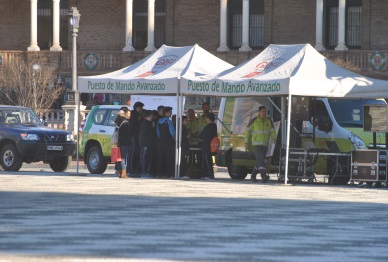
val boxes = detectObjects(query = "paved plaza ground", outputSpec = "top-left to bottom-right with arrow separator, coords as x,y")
0,164 -> 388,262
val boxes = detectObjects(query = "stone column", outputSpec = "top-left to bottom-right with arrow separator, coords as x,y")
28,0 -> 40,51
62,96 -> 86,135
50,0 -> 62,51
217,0 -> 229,52
315,0 -> 325,51
62,104 -> 76,134
335,0 -> 348,51
239,0 -> 251,51
145,0 -> 156,52
123,0 -> 135,51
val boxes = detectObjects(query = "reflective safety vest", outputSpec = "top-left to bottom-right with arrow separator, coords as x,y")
198,114 -> 207,133
245,117 -> 276,146
187,117 -> 200,145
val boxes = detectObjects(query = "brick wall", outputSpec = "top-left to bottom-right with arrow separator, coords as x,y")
75,0 -> 125,51
369,0 -> 388,50
0,0 -> 30,50
271,0 -> 316,45
1,0 -> 388,55
171,0 -> 220,50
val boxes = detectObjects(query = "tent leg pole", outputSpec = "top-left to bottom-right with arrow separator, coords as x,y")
175,92 -> 179,179
284,94 -> 292,185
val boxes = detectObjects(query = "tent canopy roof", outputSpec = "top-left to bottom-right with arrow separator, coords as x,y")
78,44 -> 233,95
181,44 -> 388,98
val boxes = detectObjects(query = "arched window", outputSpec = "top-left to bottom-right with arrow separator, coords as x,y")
228,0 -> 264,49
133,0 -> 165,50
325,0 -> 362,49
37,0 -> 68,50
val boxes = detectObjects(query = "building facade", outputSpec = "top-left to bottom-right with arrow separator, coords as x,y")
1,0 -> 388,109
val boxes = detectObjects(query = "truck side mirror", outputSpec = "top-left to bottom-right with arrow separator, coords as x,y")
317,115 -> 332,133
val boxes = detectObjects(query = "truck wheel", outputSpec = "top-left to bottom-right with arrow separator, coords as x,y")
0,144 -> 23,171
86,145 -> 107,174
49,156 -> 72,172
226,153 -> 248,179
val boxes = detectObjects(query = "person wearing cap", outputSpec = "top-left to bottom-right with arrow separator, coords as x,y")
199,112 -> 217,180
127,101 -> 144,177
244,106 -> 277,183
156,106 -> 175,178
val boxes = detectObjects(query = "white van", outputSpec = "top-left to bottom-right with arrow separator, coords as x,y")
216,97 -> 386,183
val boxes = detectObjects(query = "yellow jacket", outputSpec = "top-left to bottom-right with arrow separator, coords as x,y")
187,117 -> 200,145
198,114 -> 208,133
245,117 -> 276,146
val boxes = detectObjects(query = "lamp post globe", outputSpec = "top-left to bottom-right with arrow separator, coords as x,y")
68,7 -> 80,93
31,63 -> 40,110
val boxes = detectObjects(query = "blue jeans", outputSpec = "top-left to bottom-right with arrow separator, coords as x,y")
119,145 -> 130,171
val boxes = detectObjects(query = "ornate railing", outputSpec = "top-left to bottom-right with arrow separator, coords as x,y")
35,109 -> 65,129
1,49 -> 387,78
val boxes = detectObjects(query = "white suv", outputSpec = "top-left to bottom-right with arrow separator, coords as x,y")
79,105 -> 129,174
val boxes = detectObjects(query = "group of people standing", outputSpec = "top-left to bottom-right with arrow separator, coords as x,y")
113,101 -> 217,180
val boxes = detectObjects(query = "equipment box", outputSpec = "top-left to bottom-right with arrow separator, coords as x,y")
351,150 -> 387,182
279,148 -> 314,182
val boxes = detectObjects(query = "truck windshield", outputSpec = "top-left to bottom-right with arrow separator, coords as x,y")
0,108 -> 43,125
328,99 -> 386,127
231,98 -> 262,135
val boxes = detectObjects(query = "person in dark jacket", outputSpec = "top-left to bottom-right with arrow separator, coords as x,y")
156,105 -> 165,120
156,107 -> 175,178
148,110 -> 159,176
179,115 -> 190,179
114,107 -> 132,178
127,101 -> 144,177
139,110 -> 157,178
199,112 -> 217,180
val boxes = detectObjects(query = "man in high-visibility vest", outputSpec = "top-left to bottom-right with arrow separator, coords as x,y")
245,106 -> 277,183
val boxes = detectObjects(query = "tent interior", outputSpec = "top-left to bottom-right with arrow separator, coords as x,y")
79,43 -> 388,181
180,44 -> 388,183
78,44 -> 233,178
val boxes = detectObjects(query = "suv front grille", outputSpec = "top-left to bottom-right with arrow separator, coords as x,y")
38,134 -> 66,142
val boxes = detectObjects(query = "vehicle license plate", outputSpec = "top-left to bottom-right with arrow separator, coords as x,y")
47,145 -> 63,151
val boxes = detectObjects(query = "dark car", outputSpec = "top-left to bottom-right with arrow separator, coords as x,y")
0,106 -> 76,172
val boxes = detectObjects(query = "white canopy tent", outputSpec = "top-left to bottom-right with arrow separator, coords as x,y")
79,44 -> 233,95
78,44 -> 233,177
180,44 -> 388,183
181,44 -> 388,98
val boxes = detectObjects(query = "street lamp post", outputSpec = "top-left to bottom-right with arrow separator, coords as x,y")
32,63 -> 40,111
68,7 -> 81,174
